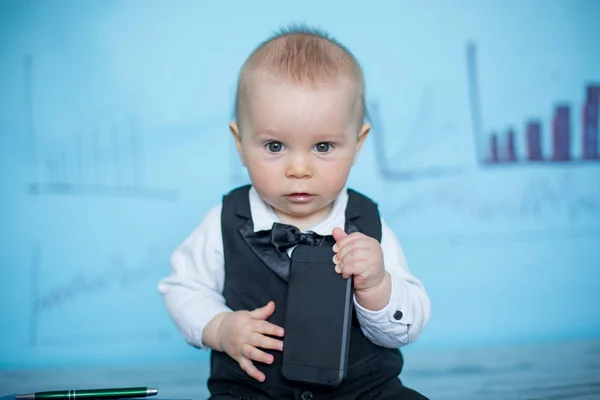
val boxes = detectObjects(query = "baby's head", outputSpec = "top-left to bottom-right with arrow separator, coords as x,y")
230,24 -> 370,228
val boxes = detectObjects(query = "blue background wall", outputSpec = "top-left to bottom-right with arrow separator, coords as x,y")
1,0 -> 599,369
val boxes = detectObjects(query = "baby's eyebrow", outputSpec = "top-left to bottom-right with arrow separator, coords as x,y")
254,130 -> 281,138
311,131 -> 347,140
251,129 -> 350,142
251,131 -> 285,142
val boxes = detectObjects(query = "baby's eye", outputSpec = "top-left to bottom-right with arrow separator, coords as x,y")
266,141 -> 285,153
314,143 -> 333,153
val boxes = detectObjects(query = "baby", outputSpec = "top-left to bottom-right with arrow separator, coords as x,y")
159,24 -> 431,400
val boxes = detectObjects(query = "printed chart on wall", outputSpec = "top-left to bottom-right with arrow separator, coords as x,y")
6,52 -> 186,362
353,4 -> 600,347
0,1 -> 238,368
365,40 -> 600,240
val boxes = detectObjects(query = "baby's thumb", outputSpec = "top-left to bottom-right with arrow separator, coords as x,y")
249,300 -> 275,320
332,227 -> 348,242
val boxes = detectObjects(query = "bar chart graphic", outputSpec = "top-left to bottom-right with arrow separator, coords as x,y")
467,43 -> 600,167
23,55 -> 179,202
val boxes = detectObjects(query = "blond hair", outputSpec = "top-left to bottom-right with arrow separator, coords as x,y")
234,24 -> 366,123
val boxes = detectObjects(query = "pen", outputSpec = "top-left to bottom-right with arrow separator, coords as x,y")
15,387 -> 158,400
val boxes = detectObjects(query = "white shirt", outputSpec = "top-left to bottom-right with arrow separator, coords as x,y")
158,186 -> 430,350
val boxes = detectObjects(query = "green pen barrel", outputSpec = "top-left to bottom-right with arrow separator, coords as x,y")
37,388 -> 150,400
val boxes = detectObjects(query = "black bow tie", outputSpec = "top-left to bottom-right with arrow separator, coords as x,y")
270,222 -> 325,252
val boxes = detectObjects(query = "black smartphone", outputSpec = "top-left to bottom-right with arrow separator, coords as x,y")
281,244 -> 354,387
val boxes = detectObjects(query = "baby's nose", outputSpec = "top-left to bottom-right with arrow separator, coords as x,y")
285,155 -> 312,178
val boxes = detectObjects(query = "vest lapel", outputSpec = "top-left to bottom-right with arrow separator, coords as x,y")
238,219 -> 292,282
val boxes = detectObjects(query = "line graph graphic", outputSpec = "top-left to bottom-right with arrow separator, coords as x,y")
467,43 -> 600,167
22,55 -> 179,202
28,244 -> 172,346
368,99 -> 464,181
387,170 -> 600,221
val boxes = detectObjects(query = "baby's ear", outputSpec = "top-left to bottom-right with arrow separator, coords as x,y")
353,122 -> 371,164
229,121 -> 246,166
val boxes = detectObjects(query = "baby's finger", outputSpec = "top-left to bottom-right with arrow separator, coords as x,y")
243,343 -> 274,364
248,301 -> 275,320
342,267 -> 356,279
337,261 -> 363,279
332,227 -> 348,241
332,233 -> 363,254
250,332 -> 284,351
335,243 -> 369,265
239,357 -> 266,382
252,319 -> 285,337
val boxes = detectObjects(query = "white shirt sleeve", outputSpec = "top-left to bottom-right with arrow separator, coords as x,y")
157,204 -> 230,349
353,218 -> 431,348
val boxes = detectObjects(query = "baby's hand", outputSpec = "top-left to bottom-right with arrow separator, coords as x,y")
332,227 -> 385,292
217,301 -> 284,382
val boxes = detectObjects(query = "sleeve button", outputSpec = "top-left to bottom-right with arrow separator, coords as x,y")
393,310 -> 403,320
301,391 -> 313,400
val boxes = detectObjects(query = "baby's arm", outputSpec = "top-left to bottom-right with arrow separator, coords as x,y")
158,205 -> 284,382
353,219 -> 431,348
158,205 -> 230,349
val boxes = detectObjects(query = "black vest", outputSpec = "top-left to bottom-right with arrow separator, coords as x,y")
208,185 -> 403,399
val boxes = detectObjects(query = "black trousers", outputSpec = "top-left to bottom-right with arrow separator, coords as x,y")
208,378 -> 429,400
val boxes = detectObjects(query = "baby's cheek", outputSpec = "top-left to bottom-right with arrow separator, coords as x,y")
247,164 -> 280,196
322,164 -> 351,191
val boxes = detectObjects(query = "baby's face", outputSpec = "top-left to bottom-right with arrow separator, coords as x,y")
231,72 -> 368,229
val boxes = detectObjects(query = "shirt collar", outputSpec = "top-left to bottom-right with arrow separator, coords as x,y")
248,186 -> 348,236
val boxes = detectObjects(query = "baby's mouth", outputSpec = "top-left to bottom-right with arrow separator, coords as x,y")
285,193 -> 314,202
